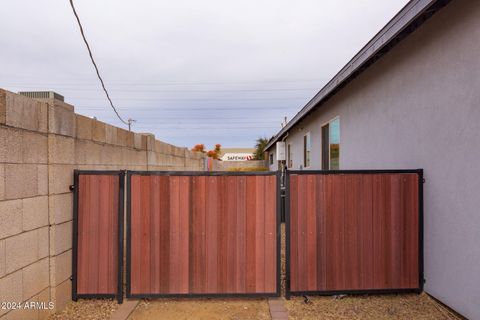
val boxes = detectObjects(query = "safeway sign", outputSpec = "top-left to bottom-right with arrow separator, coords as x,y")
220,153 -> 254,161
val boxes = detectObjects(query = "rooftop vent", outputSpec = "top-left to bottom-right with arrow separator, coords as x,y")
18,91 -> 64,102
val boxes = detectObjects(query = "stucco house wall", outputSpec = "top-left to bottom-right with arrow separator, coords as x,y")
268,1 -> 480,318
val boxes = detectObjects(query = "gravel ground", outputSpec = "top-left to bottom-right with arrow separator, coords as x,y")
284,293 -> 461,320
128,299 -> 270,320
281,223 -> 286,296
48,299 -> 118,320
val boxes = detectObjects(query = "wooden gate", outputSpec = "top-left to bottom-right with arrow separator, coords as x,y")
286,170 -> 423,298
126,171 -> 280,298
72,171 -> 124,303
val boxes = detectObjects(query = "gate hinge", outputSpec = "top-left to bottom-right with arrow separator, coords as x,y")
69,185 -> 75,191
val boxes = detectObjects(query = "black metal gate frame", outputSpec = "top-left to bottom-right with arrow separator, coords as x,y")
125,171 -> 282,299
72,170 -> 125,304
284,169 -> 424,299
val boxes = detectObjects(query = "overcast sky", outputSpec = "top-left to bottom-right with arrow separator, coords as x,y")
0,0 -> 408,148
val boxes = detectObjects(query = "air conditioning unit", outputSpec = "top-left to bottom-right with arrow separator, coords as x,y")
18,91 -> 64,102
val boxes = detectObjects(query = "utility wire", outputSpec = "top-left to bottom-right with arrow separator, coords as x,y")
68,0 -> 128,125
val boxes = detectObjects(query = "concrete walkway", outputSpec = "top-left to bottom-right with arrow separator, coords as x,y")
109,300 -> 139,320
268,298 -> 289,320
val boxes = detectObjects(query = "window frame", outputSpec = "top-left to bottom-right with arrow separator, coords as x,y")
303,132 -> 311,168
321,116 -> 340,170
287,143 -> 293,168
321,123 -> 330,170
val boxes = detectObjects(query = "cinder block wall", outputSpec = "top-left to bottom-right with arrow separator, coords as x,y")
0,89 -> 205,319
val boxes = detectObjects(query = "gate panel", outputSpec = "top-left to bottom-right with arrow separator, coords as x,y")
72,171 -> 124,303
127,172 -> 280,297
286,170 -> 422,297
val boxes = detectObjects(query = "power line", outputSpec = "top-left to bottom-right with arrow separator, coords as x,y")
69,97 -> 306,102
1,86 -> 319,93
68,0 -> 129,126
77,105 -> 299,111
0,78 -> 328,86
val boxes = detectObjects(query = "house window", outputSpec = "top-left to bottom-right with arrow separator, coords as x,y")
322,118 -> 340,170
303,133 -> 311,168
269,152 -> 274,165
287,144 -> 293,168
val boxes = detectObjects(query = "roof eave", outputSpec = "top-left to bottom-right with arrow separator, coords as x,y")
265,0 -> 450,151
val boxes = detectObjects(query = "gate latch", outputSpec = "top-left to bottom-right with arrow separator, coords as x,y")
69,185 -> 75,191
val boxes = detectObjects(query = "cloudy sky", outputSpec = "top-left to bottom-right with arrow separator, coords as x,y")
0,0 -> 408,149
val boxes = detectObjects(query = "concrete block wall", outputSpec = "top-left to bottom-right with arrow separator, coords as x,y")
0,89 -> 205,319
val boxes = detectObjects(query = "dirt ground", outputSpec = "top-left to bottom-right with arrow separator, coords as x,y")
127,299 -> 270,320
284,293 -> 461,320
48,299 -> 118,320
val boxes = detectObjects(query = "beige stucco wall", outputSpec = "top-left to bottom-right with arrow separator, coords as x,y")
0,89 -> 205,319
268,1 -> 480,318
212,160 -> 267,171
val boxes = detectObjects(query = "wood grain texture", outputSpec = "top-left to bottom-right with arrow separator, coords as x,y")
129,174 -> 278,295
289,173 -> 419,292
77,174 -> 119,295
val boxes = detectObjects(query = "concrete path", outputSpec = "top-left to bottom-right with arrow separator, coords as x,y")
268,298 -> 289,320
109,300 -> 139,320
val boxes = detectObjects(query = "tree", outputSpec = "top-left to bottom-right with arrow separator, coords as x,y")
191,143 -> 222,159
191,144 -> 206,153
253,137 -> 269,160
207,144 -> 222,159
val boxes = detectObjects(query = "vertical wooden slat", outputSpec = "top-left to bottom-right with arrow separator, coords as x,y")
289,172 -> 420,293
296,175 -> 307,291
255,176 -> 266,293
236,176 -> 247,293
88,176 -> 99,292
128,173 -> 277,295
306,175 -> 317,291
97,177 -> 108,292
158,176 -> 171,293
77,175 -> 88,293
389,174 -> 402,288
405,174 -> 419,288
130,175 -> 141,294
190,176 -> 206,293
373,174 -> 387,288
109,177 -> 119,292
217,177 -> 228,293
360,175 -> 374,289
140,175 -> 152,293
205,176 -> 218,293
344,175 -> 361,290
178,176 -> 190,293
150,176 -> 161,293
169,176 -> 180,293
289,174 -> 298,291
264,175 -> 277,292
226,176 -> 238,292
245,176 -> 257,293
325,174 -> 340,290
76,174 -> 119,296
316,175 -> 327,291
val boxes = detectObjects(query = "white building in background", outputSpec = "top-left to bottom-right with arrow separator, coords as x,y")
219,148 -> 255,161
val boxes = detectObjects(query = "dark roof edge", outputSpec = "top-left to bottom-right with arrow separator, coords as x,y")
265,0 -> 451,150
